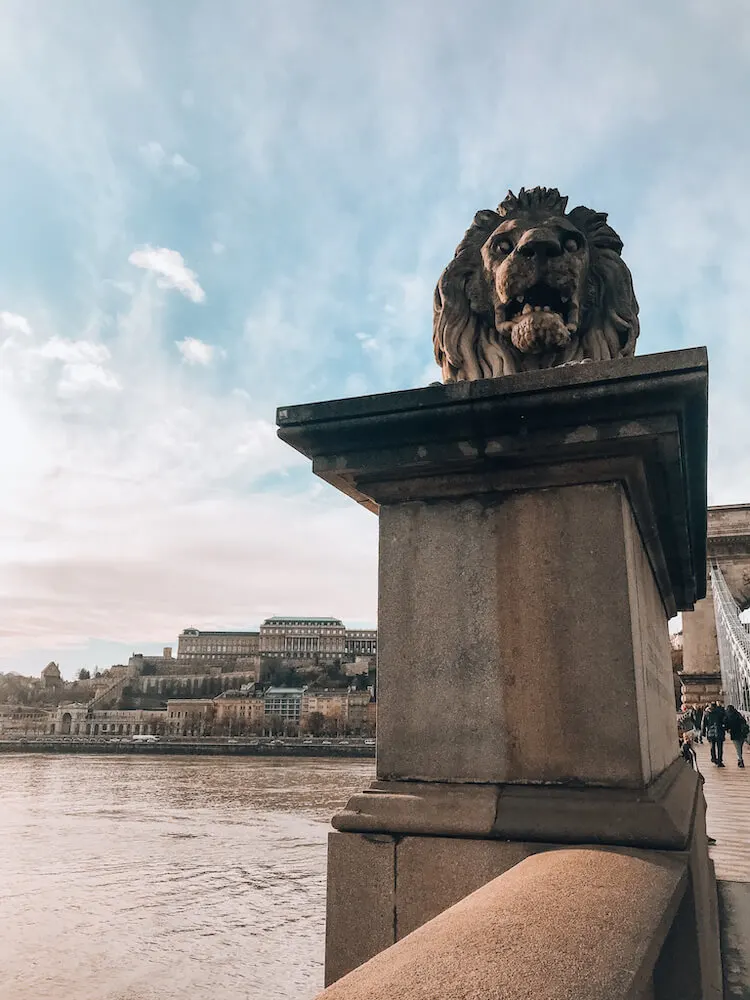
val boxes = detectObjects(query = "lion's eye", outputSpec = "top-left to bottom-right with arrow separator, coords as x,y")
564,238 -> 579,252
494,240 -> 512,255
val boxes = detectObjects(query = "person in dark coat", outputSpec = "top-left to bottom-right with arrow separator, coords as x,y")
702,702 -> 727,767
723,705 -> 749,768
691,705 -> 704,743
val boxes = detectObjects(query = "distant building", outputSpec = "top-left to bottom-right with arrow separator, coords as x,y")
263,686 -> 305,723
51,705 -> 165,737
171,618 -> 376,668
302,688 -> 346,720
345,690 -> 372,730
213,690 -> 265,732
165,699 -> 215,736
365,698 -> 376,733
106,664 -> 133,679
344,629 -> 377,657
344,656 -> 373,677
128,648 -> 175,673
41,662 -> 63,691
302,689 -> 371,733
259,617 -> 377,662
0,705 -> 52,735
177,629 -> 260,663
260,617 -> 346,659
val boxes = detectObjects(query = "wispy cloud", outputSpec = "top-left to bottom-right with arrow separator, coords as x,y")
138,140 -> 200,180
37,336 -> 110,366
128,247 -> 205,303
35,336 -> 120,395
0,312 -> 32,337
0,0 -> 749,673
57,362 -> 121,395
355,331 -> 379,353
176,336 -> 215,365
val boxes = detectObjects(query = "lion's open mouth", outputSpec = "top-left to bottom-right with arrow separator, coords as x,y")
502,282 -> 578,332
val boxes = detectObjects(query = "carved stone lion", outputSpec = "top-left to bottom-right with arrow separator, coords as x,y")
433,187 -> 639,382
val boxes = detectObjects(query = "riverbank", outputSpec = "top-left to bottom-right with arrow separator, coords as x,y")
0,737 -> 375,759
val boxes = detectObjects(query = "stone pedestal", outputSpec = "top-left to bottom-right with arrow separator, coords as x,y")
681,565 -> 723,712
682,587 -> 721,683
278,348 -> 720,995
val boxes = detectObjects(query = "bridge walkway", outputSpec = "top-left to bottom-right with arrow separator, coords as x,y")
698,741 -> 750,882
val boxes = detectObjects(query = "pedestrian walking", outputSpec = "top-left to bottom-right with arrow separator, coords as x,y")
702,702 -> 727,767
723,705 -> 749,768
691,705 -> 704,744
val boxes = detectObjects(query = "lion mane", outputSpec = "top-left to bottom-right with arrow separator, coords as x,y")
433,187 -> 639,382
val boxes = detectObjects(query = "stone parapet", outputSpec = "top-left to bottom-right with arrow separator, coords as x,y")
318,848 -> 716,1000
323,767 -> 722,993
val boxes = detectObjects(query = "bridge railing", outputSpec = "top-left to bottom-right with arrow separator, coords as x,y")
711,562 -> 750,712
315,848 -> 695,1000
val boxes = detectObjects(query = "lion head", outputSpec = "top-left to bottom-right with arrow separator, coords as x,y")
433,187 -> 639,382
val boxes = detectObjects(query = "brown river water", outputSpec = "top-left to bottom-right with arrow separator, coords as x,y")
0,754 -> 374,1000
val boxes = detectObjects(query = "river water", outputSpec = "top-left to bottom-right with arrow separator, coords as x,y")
0,754 -> 374,1000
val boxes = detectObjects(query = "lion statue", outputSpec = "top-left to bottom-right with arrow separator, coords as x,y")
433,187 -> 639,382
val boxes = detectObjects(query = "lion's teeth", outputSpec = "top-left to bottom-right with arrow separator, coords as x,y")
542,306 -> 551,313
522,303 -> 532,315
534,306 -> 541,312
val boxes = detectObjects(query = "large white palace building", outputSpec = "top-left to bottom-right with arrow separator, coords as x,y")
177,616 -> 377,664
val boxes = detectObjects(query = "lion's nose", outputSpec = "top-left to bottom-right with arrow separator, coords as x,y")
516,228 -> 563,260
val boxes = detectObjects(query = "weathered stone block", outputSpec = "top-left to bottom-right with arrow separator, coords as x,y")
317,848 -> 689,1000
324,833 -> 395,987
682,591 -> 721,676
395,837 -> 545,939
378,482 -> 676,786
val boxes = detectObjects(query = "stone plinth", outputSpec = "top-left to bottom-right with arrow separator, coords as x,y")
682,584 -> 721,678
277,349 -> 716,988
376,481 -> 675,787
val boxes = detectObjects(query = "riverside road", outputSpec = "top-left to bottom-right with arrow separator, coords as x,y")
0,736 -> 376,758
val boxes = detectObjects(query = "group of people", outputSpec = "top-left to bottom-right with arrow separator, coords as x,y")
680,702 -> 750,769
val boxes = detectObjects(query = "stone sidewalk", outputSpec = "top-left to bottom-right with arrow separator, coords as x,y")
695,743 -> 750,996
697,741 -> 750,882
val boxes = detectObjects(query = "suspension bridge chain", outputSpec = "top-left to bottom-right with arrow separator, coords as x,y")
711,562 -> 750,713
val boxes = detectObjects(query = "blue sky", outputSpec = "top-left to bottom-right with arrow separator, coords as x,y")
1,0 -> 749,677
